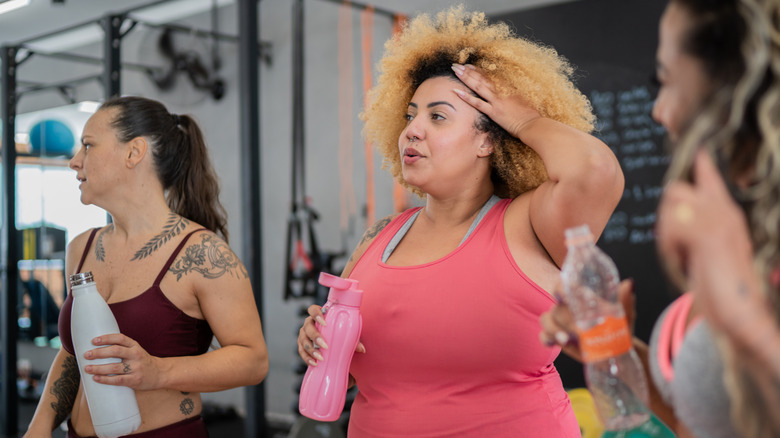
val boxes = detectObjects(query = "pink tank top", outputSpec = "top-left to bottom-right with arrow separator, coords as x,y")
347,199 -> 580,437
58,228 -> 213,358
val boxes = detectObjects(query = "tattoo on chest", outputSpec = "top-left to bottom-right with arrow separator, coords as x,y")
131,215 -> 190,261
51,356 -> 80,428
169,234 -> 248,280
94,216 -> 191,262
95,225 -> 113,262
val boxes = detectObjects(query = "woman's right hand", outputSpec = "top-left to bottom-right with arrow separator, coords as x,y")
297,304 -> 366,366
539,278 -> 636,362
298,305 -> 328,366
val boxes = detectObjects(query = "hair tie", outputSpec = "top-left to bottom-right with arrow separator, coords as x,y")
171,113 -> 181,126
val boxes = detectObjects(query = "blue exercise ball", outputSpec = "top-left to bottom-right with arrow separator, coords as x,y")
28,119 -> 75,157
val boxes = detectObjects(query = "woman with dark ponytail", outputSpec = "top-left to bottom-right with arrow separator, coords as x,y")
24,96 -> 268,438
99,97 -> 228,240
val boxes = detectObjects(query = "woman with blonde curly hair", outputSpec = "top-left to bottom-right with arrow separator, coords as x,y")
297,6 -> 623,436
542,0 -> 780,437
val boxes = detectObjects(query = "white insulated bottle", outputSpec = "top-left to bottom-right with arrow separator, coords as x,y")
70,272 -> 141,438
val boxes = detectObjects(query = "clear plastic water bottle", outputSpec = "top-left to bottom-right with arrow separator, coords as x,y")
298,272 -> 363,421
70,272 -> 141,438
560,225 -> 674,437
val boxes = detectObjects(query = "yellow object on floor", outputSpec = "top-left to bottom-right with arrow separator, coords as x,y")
568,387 -> 604,438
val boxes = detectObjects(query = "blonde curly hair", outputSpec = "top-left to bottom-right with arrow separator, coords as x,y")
361,5 -> 595,199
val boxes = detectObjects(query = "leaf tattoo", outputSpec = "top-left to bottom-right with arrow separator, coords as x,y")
131,214 -> 190,261
95,225 -> 112,262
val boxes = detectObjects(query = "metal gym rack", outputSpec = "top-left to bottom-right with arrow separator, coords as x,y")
0,0 -> 269,436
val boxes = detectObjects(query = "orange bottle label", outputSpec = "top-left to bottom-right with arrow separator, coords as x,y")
578,316 -> 632,363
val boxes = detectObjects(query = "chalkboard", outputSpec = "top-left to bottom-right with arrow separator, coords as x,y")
494,0 -> 674,388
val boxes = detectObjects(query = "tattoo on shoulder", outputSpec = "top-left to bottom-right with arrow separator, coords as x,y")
359,216 -> 392,246
169,233 -> 249,280
131,214 -> 190,261
50,355 -> 80,428
347,216 -> 393,267
95,225 -> 113,262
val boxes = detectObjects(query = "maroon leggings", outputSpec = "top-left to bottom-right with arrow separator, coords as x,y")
67,416 -> 208,438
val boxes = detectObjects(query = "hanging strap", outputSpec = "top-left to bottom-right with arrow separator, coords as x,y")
285,0 -> 323,300
391,13 -> 409,213
361,5 -> 376,226
338,2 -> 357,239
291,0 -> 306,209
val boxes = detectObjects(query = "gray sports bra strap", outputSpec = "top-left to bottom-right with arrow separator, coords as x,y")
382,209 -> 422,263
461,195 -> 500,245
382,195 -> 501,263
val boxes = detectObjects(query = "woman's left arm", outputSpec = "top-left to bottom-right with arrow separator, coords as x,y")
85,233 -> 268,392
453,64 -> 624,266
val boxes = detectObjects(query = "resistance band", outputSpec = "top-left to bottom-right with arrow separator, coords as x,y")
285,0 -> 325,300
361,5 -> 375,225
392,13 -> 409,213
338,2 -> 357,243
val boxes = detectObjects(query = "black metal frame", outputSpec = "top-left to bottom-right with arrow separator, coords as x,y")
238,0 -> 266,436
1,44 -> 20,438
0,0 -> 268,435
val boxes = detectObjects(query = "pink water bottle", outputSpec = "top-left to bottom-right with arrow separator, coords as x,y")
298,272 -> 363,421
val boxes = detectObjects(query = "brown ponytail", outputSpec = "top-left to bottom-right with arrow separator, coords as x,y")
99,96 -> 229,241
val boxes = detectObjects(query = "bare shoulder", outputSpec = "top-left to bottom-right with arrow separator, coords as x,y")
67,226 -> 108,250
65,226 -> 106,273
342,214 -> 399,277
169,229 -> 249,281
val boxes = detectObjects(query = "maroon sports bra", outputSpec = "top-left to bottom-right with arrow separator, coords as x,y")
58,228 -> 214,358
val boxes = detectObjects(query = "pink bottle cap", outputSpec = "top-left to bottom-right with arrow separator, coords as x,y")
319,272 -> 362,307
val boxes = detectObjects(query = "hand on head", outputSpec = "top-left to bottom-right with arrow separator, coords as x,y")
451,63 -> 541,140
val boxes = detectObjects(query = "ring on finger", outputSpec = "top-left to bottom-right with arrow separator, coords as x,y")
674,202 -> 694,224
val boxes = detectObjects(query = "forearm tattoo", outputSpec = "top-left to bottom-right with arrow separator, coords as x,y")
131,214 -> 190,261
180,392 -> 195,415
50,356 -> 80,429
169,234 -> 248,280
